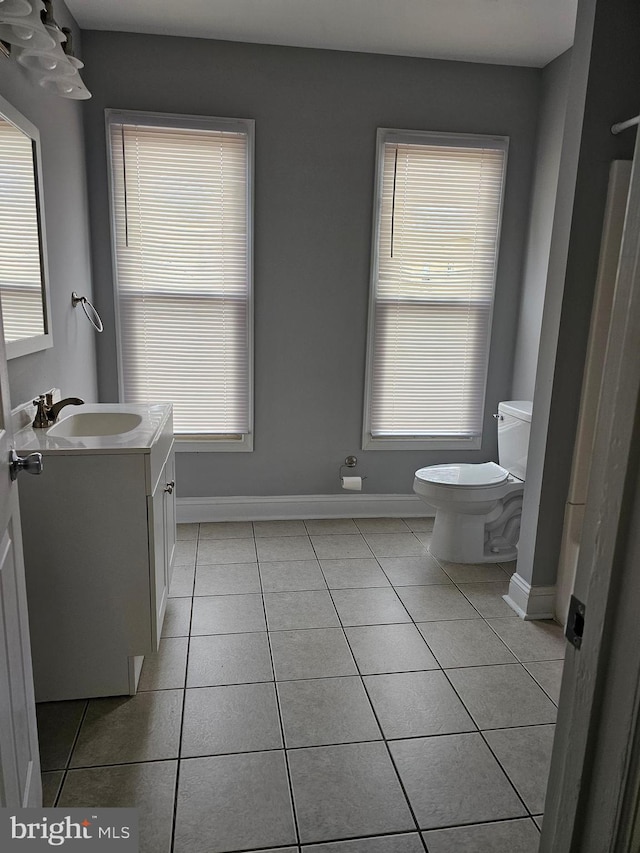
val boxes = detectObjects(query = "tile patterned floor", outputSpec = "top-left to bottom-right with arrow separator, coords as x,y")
38,517 -> 565,853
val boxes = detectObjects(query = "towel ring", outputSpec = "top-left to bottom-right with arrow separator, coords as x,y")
72,292 -> 103,333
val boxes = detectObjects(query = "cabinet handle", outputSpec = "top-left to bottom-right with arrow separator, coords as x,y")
164,481 -> 175,494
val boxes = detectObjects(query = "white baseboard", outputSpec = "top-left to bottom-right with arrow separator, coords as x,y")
503,572 -> 557,620
177,493 -> 432,523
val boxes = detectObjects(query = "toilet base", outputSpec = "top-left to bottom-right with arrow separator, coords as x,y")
430,508 -> 519,564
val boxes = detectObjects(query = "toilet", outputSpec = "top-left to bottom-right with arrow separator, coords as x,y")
413,400 -> 533,564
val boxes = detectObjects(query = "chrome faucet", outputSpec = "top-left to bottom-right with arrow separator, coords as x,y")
32,392 -> 84,428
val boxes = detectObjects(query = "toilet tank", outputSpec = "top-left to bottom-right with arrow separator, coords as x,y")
497,400 -> 532,480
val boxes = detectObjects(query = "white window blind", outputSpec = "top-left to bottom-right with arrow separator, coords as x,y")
0,116 -> 45,343
107,112 -> 253,441
365,131 -> 507,447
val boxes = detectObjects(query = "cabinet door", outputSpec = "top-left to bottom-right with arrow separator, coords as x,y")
148,482 -> 166,652
163,450 -> 176,592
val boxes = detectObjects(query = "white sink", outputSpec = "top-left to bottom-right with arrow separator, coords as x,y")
47,412 -> 144,437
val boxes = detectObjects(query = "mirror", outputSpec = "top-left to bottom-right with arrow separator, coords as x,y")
0,94 -> 52,359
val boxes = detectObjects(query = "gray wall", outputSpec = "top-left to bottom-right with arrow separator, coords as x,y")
517,0 -> 640,588
82,32 -> 541,497
0,3 -> 98,410
511,49 -> 572,400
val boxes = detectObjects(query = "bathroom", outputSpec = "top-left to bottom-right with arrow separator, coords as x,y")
1,0 -> 640,850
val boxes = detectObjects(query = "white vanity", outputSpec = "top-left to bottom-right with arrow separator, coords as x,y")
14,403 -> 176,701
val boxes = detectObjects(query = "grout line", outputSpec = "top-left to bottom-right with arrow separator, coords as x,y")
307,537 -> 430,853
257,544 -> 302,851
169,528 -> 197,853
52,699 -> 90,806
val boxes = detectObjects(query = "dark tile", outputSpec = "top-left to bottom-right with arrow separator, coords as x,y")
391,733 -> 526,829
58,761 -> 177,853
174,752 -> 296,852
70,691 -> 183,767
36,700 -> 87,771
289,741 -> 415,844
182,683 -> 282,757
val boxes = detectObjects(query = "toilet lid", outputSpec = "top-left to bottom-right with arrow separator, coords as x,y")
415,462 -> 509,487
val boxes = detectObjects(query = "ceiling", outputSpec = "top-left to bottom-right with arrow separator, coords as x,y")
65,0 -> 578,69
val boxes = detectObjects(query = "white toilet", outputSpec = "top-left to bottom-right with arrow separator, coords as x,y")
413,400 -> 533,564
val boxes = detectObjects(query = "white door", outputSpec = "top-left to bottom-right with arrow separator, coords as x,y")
0,321 -> 42,808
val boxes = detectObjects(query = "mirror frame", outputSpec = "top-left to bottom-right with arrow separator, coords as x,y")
0,93 -> 53,359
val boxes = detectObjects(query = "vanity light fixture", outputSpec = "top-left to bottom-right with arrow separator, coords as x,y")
0,0 -> 90,99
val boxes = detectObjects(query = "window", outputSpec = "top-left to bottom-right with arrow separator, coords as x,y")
363,129 -> 508,450
107,111 -> 254,450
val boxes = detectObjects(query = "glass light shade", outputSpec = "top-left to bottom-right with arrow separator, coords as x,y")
39,73 -> 91,99
17,36 -> 83,78
0,3 -> 56,51
0,0 -> 32,18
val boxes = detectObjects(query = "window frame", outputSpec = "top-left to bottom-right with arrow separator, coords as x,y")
105,109 -> 255,452
362,127 -> 509,452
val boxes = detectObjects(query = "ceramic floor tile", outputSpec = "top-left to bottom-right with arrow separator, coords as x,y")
345,623 -> 438,674
500,560 -> 518,577
331,588 -> 410,627
304,518 -> 359,535
197,537 -> 257,565
182,683 -> 282,757
168,565 -> 195,597
377,555 -> 451,586
70,691 -> 183,767
364,671 -> 475,738
446,664 -> 558,729
436,560 -> 507,583
277,676 -> 381,747
257,535 -> 316,562
355,517 -> 411,534
395,585 -> 480,622
402,517 -> 434,533
487,618 -> 567,662
390,733 -> 526,829
260,559 -> 327,592
264,590 -> 340,630
270,628 -> 357,681
364,533 -> 427,558
254,519 -> 308,537
176,523 -> 198,540
174,751 -> 296,853
174,540 -> 197,567
138,637 -> 188,691
288,741 -> 415,844
58,761 -> 178,853
36,699 -> 87,771
422,818 -> 540,852
41,771 -> 64,807
484,724 -> 556,813
524,660 -> 564,704
413,531 -> 433,547
310,534 -> 374,560
162,597 -> 192,637
187,632 -> 273,687
198,521 -> 254,539
534,816 -> 543,829
417,620 -> 517,668
191,593 -> 266,635
457,581 -> 516,617
320,558 -> 391,589
303,834 -> 423,852
194,562 -> 261,596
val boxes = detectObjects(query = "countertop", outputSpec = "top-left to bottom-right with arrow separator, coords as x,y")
13,402 -> 173,455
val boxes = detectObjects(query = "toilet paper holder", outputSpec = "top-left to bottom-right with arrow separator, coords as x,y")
339,455 -> 367,482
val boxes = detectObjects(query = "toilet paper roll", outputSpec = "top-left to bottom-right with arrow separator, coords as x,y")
341,476 -> 362,491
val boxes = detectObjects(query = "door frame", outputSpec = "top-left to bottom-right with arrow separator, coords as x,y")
541,115 -> 640,851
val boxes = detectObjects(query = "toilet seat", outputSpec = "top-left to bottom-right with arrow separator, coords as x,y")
415,462 -> 509,488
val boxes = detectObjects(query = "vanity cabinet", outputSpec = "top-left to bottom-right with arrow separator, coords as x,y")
16,404 -> 175,701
